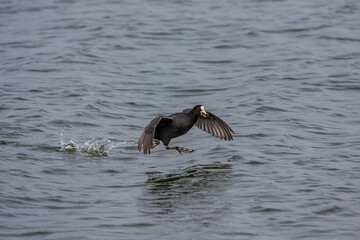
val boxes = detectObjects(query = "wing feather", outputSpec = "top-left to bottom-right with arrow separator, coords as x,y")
138,116 -> 172,154
195,111 -> 234,141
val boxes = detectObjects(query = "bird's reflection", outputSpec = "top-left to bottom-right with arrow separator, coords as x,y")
138,161 -> 233,223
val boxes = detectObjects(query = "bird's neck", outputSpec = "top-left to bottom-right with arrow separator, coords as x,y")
188,110 -> 200,123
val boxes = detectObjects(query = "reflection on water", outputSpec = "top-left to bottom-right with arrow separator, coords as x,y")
139,162 -> 232,224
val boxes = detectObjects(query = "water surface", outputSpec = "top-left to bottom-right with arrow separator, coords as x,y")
1,0 -> 360,239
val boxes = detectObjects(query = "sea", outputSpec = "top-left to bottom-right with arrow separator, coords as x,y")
1,0 -> 360,239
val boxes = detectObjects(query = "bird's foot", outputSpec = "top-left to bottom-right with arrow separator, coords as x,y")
165,145 -> 195,154
152,139 -> 160,148
176,146 -> 195,154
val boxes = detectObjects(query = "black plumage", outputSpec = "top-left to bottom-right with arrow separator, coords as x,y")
138,105 -> 234,154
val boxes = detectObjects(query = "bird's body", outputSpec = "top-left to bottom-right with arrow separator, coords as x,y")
155,112 -> 197,143
138,105 -> 234,154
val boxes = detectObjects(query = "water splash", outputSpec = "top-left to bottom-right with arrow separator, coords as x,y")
59,133 -> 134,157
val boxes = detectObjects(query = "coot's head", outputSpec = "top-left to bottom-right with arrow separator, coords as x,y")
193,105 -> 208,117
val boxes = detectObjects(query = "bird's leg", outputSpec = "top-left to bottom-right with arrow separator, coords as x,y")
152,139 -> 160,148
165,145 -> 195,154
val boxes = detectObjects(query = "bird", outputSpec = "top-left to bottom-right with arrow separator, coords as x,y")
138,105 -> 234,154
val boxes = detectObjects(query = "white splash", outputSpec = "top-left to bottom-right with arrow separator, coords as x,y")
59,133 -> 134,157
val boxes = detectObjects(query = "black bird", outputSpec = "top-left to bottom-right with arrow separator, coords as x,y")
138,105 -> 234,154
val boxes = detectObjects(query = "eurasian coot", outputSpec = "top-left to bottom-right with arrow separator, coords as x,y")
138,105 -> 234,154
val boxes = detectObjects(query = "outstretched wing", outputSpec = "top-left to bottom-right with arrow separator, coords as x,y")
195,111 -> 234,140
138,115 -> 172,154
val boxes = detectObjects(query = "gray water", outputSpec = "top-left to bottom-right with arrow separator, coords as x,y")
1,0 -> 360,239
